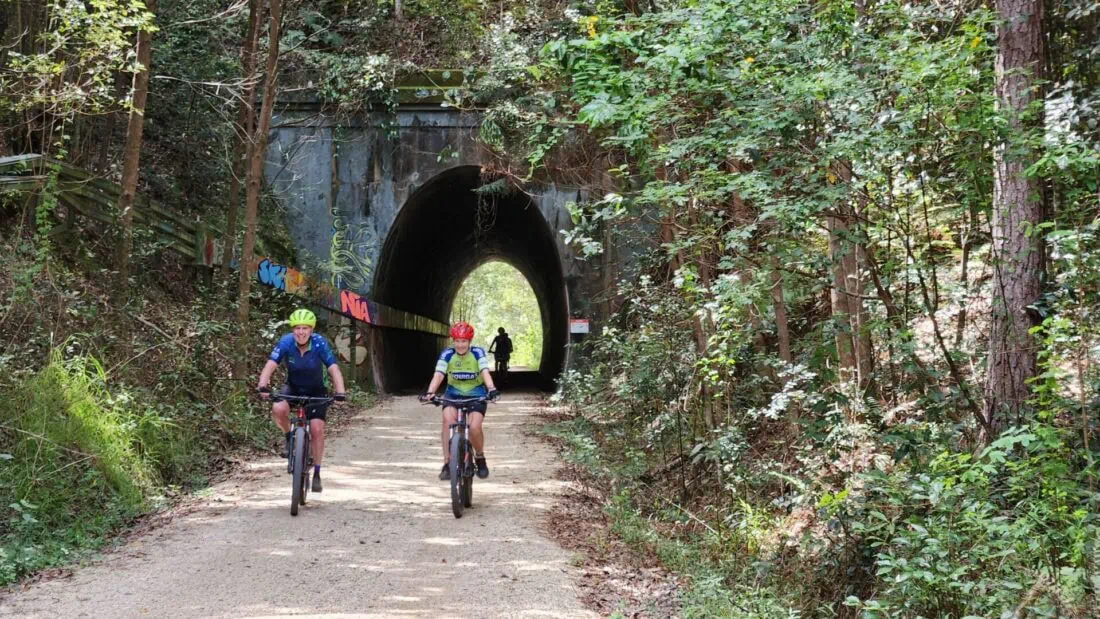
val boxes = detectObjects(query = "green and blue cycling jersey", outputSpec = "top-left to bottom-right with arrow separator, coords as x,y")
435,346 -> 490,397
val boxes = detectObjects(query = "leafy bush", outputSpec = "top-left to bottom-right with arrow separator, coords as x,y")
1,352 -> 152,583
843,425 -> 1099,617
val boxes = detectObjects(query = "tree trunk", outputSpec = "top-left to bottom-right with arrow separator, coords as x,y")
955,203 -> 977,347
828,212 -> 858,382
828,161 -> 873,392
223,0 -> 262,274
854,236 -> 874,384
983,0 -> 1045,439
236,0 -> 282,358
115,0 -> 156,284
96,71 -> 128,174
770,256 -> 792,364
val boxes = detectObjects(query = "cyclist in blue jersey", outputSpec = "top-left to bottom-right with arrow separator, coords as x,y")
257,309 -> 346,493
421,321 -> 499,480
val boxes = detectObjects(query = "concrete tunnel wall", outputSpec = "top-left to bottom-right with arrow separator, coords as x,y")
371,166 -> 570,392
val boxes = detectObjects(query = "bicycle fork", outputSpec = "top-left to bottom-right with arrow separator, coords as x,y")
449,423 -> 477,477
287,426 -> 312,475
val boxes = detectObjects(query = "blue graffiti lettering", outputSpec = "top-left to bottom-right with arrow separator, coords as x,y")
257,259 -> 287,290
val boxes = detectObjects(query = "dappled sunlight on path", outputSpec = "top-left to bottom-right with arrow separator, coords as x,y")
0,395 -> 593,618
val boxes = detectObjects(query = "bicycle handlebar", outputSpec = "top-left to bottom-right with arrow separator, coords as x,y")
422,395 -> 492,407
262,392 -> 336,406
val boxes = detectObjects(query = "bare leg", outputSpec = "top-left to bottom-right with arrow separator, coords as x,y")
309,418 -> 325,465
271,401 -> 290,433
469,412 -> 485,454
441,406 -> 458,462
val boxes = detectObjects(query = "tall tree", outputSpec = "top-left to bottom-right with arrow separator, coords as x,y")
222,0 -> 262,274
115,0 -> 157,283
828,162 -> 873,391
983,0 -> 1045,438
770,257 -> 792,365
236,0 -> 282,365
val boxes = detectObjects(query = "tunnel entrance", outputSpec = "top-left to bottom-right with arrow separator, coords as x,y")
451,260 -> 544,372
371,166 -> 569,393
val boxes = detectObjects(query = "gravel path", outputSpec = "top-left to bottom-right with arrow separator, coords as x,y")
0,394 -> 594,618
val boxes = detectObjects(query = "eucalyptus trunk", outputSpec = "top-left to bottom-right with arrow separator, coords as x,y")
236,0 -> 283,337
983,0 -> 1045,439
223,0 -> 262,274
115,1 -> 156,284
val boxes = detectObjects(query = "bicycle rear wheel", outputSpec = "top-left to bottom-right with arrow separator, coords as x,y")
290,427 -> 307,516
449,434 -> 464,519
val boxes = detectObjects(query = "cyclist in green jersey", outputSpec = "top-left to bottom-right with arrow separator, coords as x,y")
422,321 -> 499,480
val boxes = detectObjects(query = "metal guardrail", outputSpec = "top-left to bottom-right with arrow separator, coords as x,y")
0,154 -> 449,336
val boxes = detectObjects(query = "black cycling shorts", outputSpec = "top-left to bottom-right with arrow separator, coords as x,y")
442,397 -> 487,416
279,384 -> 329,421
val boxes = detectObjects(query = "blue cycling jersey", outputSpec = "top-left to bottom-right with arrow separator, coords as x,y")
268,333 -> 338,391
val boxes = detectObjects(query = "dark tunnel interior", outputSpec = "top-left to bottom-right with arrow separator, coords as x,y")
370,166 -> 569,393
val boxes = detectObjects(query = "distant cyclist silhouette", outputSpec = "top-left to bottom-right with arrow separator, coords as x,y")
488,327 -> 513,377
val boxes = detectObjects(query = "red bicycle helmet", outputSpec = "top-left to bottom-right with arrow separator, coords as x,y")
450,321 -> 474,340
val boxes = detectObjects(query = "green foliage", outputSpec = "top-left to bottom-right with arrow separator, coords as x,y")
0,352 -> 150,583
510,0 -> 1100,614
5,351 -> 152,509
0,0 -> 154,117
451,260 -> 543,369
843,425 -> 1099,617
546,418 -> 803,618
0,214 -> 306,585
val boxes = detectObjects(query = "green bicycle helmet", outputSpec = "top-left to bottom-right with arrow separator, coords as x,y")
288,308 -> 316,328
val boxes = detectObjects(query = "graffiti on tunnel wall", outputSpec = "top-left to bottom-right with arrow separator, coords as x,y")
340,289 -> 371,323
333,316 -> 368,365
254,256 -> 370,325
257,258 -> 307,294
249,255 -> 447,335
329,216 -> 376,291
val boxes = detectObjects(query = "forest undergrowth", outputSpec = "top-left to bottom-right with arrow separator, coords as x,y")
2,0 -> 1099,615
0,197 -> 367,586
485,0 -> 1100,616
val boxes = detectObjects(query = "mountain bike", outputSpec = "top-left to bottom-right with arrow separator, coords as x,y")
422,395 -> 491,518
270,393 -> 333,516
494,355 -> 510,382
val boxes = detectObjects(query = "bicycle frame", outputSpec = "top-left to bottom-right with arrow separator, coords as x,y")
448,405 -> 477,477
267,393 -> 333,515
288,404 -> 311,473
426,395 -> 491,517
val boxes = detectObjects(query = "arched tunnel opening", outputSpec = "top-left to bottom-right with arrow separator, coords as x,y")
371,166 -> 569,393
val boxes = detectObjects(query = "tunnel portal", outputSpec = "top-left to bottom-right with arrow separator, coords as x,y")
371,166 -> 569,392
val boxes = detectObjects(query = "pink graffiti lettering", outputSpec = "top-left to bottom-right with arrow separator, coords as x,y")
340,289 -> 371,324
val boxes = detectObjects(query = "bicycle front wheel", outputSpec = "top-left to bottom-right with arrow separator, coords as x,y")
449,434 -> 464,519
299,433 -> 309,506
290,427 -> 307,516
461,469 -> 472,508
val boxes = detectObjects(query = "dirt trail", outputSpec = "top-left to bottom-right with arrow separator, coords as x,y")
1,394 -> 594,618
